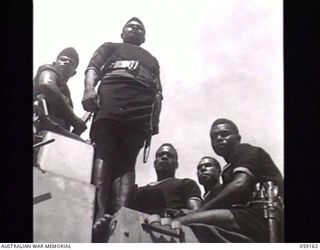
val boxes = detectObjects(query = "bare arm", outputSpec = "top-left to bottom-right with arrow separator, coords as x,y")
37,70 -> 84,129
82,43 -> 112,112
187,198 -> 202,210
84,68 -> 100,90
82,69 -> 100,112
199,172 -> 254,211
151,76 -> 163,135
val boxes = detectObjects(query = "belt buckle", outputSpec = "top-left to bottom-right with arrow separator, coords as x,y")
128,60 -> 139,71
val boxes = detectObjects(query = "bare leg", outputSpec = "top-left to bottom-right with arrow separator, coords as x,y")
110,134 -> 142,213
92,158 -> 112,224
119,168 -> 135,208
111,176 -> 121,213
176,209 -> 241,232
111,167 -> 135,213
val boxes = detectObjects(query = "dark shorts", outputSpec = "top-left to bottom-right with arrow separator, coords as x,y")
230,206 -> 273,242
188,223 -> 254,243
93,80 -> 154,131
92,118 -> 147,174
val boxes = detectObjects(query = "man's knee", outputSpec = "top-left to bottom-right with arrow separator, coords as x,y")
178,209 -> 240,232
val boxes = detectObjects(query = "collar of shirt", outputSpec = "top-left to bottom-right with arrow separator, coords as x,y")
203,183 -> 222,200
148,178 -> 173,186
221,163 -> 232,175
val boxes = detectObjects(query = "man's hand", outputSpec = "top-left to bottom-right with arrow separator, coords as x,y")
165,208 -> 197,218
82,89 -> 100,112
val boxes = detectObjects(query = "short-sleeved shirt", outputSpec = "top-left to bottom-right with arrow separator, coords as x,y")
203,183 -> 223,205
223,143 -> 283,242
222,143 -> 283,205
86,42 -> 161,134
136,178 -> 201,215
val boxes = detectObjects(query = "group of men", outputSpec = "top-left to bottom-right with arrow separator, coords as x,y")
133,119 -> 283,243
33,17 -> 283,243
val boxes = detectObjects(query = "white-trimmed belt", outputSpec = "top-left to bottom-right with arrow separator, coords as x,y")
108,60 -> 139,71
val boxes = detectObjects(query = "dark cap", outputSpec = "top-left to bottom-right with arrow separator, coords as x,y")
57,47 -> 79,67
124,17 -> 145,31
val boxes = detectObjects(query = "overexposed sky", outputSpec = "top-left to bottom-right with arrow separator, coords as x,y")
34,0 -> 283,188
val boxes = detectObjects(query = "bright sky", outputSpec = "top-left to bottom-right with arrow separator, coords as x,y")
33,0 -> 283,188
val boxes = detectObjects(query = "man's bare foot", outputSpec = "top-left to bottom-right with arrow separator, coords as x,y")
92,214 -> 113,242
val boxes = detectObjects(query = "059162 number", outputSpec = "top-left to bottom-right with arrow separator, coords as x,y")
300,244 -> 319,248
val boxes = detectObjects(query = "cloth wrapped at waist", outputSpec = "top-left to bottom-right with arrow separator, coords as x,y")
102,60 -> 156,91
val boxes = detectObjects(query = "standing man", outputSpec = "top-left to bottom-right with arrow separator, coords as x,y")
176,118 -> 283,242
82,17 -> 163,226
33,47 -> 87,138
135,143 -> 202,217
197,156 -> 222,204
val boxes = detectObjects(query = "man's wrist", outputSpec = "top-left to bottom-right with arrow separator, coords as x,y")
68,113 -> 80,125
84,87 -> 95,93
197,207 -> 205,212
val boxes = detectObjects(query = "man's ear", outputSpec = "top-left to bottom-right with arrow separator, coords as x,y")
140,36 -> 145,44
175,162 -> 179,170
237,134 -> 241,143
70,70 -> 77,78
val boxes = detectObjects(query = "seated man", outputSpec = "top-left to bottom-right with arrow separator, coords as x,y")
135,143 -> 202,217
176,118 -> 284,242
33,47 -> 87,139
197,156 -> 223,203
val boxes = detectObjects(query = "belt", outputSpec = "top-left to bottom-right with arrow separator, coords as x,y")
106,60 -> 155,78
103,60 -> 156,90
109,60 -> 140,71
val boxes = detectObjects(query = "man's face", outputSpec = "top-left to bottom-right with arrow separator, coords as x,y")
197,158 -> 220,186
55,55 -> 77,78
210,123 -> 240,157
121,20 -> 145,45
154,145 -> 178,175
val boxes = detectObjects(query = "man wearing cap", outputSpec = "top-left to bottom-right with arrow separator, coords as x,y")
135,143 -> 202,217
82,18 -> 163,227
176,119 -> 284,242
197,156 -> 223,204
33,47 -> 87,137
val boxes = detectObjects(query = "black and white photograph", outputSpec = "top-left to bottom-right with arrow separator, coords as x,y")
32,0 -> 284,243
